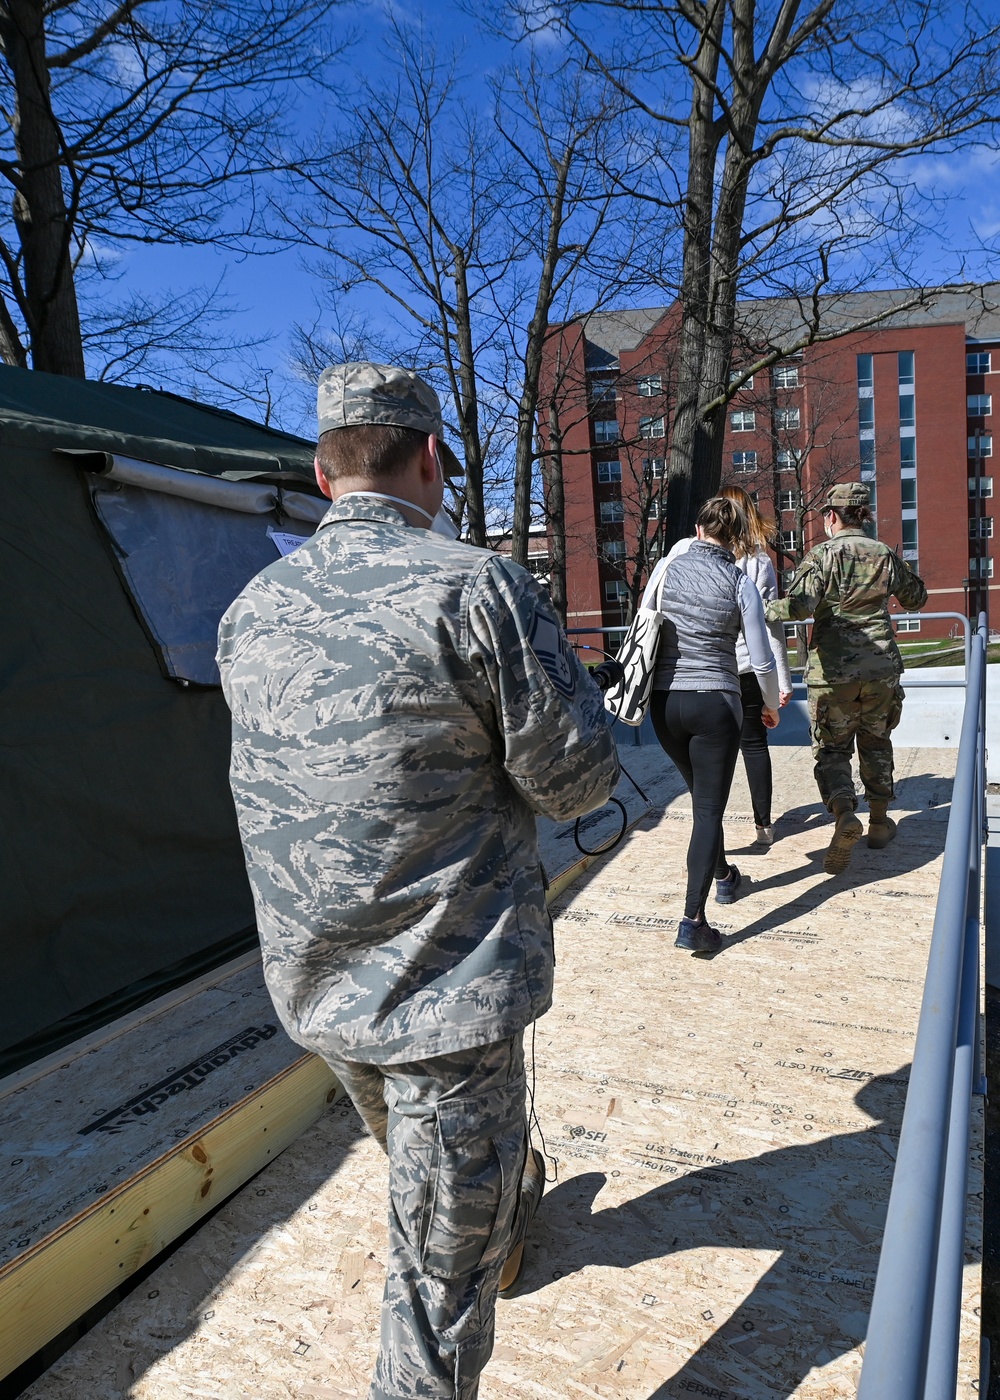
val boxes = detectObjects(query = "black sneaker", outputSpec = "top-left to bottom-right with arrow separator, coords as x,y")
715,864 -> 742,904
675,917 -> 722,953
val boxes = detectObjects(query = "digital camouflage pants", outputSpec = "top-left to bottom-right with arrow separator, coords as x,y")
325,1034 -> 528,1400
807,679 -> 904,809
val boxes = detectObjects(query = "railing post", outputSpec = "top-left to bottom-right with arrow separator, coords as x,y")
856,620 -> 986,1399
921,911 -> 979,1399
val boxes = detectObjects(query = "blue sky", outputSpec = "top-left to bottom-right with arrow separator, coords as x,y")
105,0 -> 1000,439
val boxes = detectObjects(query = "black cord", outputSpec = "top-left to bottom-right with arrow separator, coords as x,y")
572,643 -> 652,852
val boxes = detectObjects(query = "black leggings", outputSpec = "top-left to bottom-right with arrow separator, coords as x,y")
739,672 -> 773,828
651,689 -> 742,921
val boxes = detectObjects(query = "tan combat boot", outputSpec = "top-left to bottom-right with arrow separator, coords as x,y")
499,1146 -> 546,1298
867,799 -> 897,850
824,797 -> 864,875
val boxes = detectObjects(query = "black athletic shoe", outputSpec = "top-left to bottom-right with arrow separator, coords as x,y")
675,917 -> 723,953
715,863 -> 742,904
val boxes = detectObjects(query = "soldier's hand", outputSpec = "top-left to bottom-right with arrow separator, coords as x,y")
762,706 -> 779,729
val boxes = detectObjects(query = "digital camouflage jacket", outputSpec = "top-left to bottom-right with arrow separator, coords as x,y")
217,496 -> 620,1064
765,528 -> 927,685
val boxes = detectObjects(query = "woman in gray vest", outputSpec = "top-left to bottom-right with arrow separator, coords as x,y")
646,496 -> 781,953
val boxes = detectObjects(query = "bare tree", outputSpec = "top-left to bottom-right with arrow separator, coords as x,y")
287,26 -> 650,555
0,0 -> 344,378
515,0 -> 1000,541
492,60 -> 645,565
286,28 -> 518,546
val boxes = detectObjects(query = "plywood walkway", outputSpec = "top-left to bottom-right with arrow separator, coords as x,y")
24,743 -> 983,1400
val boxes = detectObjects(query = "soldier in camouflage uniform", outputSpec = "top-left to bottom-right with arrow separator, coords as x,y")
766,482 -> 927,875
217,363 -> 620,1400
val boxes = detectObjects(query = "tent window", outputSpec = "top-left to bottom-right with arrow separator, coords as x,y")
74,454 -> 325,687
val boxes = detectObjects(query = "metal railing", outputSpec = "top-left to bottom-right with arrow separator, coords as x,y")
856,614 -> 988,1400
569,613 -> 973,687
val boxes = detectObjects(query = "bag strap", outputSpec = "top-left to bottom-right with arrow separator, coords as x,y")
655,556 -> 671,612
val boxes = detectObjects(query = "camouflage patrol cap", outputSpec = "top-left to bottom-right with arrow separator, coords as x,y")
317,362 -> 464,479
824,481 -> 870,511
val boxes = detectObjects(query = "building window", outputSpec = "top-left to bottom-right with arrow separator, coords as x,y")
636,374 -> 661,396
730,410 -> 756,432
777,448 -> 804,470
728,369 -> 754,389
969,476 -> 994,497
605,580 -> 628,601
896,618 -> 921,633
969,395 -> 992,416
648,498 -> 661,519
857,353 -> 874,388
600,500 -> 624,523
858,399 -> 874,431
525,555 -> 549,577
778,490 -> 800,512
643,457 -> 665,479
589,378 -> 617,405
602,540 -> 627,560
732,450 -> 758,473
968,351 -> 992,375
901,519 -> 918,550
639,415 -> 665,439
898,351 -> 915,386
779,530 -> 800,552
860,441 -> 876,477
970,517 -> 994,538
594,419 -> 619,444
969,436 -> 993,457
596,460 -> 621,483
773,365 -> 799,389
774,407 -> 800,431
899,395 -> 915,428
901,479 -> 917,509
970,556 -> 995,579
900,439 -> 916,469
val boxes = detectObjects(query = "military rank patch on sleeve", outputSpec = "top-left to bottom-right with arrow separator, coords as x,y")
527,609 -> 576,699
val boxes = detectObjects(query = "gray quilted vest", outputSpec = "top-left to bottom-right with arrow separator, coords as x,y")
653,540 -> 742,693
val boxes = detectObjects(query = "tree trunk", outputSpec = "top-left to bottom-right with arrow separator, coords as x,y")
450,256 -> 487,547
662,3 -> 724,545
511,154 -> 573,566
666,0 -> 791,540
4,0 -> 85,375
541,400 -> 568,623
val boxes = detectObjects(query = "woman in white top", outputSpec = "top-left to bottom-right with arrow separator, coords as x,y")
643,484 -> 793,845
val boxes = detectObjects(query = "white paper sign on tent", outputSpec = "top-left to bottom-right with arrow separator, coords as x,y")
267,527 -> 311,557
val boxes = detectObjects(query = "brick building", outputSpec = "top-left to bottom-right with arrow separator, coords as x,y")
541,286 -> 1000,642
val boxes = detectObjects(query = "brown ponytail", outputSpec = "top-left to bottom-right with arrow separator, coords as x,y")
695,495 -> 747,551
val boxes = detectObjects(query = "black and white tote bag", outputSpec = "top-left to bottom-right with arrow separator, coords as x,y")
602,567 -> 667,726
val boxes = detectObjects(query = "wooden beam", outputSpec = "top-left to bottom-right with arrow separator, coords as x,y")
0,1054 -> 338,1379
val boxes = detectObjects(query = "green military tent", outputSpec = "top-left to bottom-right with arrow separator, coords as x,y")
0,367 -> 327,1075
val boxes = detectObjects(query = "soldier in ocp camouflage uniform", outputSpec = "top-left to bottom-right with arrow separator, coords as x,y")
217,363 -> 620,1400
766,482 -> 927,875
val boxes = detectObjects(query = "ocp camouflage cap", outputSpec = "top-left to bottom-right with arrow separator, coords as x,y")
317,362 -> 464,479
824,481 -> 870,510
